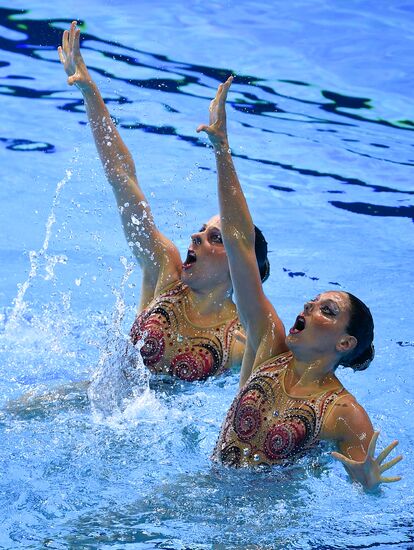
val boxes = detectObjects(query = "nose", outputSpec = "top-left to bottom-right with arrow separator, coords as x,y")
304,301 -> 313,314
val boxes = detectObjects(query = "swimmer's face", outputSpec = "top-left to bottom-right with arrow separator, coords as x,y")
181,215 -> 231,289
286,291 -> 357,361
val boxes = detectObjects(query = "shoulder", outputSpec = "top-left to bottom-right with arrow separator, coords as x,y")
322,391 -> 373,443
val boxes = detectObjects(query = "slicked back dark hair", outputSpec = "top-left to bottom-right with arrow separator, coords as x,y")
254,225 -> 270,283
340,292 -> 374,371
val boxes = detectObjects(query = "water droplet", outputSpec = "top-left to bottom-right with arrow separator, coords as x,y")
253,454 -> 260,462
243,447 -> 250,457
273,410 -> 279,417
177,335 -> 183,342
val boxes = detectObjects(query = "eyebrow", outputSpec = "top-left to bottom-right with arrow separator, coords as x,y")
201,224 -> 221,232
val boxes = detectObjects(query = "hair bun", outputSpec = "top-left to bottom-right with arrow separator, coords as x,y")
349,343 -> 375,372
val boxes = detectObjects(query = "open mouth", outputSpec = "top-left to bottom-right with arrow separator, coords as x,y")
182,250 -> 197,270
289,315 -> 306,334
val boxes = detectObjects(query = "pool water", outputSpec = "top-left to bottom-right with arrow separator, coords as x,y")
0,1 -> 413,548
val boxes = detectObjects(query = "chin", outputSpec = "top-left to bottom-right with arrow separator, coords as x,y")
285,333 -> 301,350
182,269 -> 202,289
181,270 -> 194,285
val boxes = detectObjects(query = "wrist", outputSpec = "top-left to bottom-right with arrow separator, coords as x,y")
77,77 -> 96,95
213,140 -> 231,156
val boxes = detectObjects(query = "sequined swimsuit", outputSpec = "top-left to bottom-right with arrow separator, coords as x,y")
130,282 -> 242,381
212,351 -> 346,466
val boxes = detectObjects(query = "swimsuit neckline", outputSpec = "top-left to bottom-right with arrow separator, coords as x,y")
181,287 -> 237,329
281,363 -> 343,400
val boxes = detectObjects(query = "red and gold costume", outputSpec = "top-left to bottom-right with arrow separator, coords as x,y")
213,351 -> 346,465
130,282 -> 242,381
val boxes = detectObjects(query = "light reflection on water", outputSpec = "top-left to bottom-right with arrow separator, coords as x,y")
0,1 -> 413,548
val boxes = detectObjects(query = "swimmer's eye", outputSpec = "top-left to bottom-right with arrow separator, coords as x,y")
321,305 -> 335,316
210,233 -> 223,244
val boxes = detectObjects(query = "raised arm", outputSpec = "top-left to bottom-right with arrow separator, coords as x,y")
58,22 -> 181,307
197,77 -> 286,366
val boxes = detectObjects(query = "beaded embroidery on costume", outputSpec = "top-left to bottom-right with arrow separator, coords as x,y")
212,352 -> 345,466
130,282 -> 241,381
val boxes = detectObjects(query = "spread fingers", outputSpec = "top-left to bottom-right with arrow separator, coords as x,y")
376,440 -> 399,464
379,454 -> 403,473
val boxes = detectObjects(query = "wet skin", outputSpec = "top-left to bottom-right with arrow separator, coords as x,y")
181,215 -> 231,291
286,291 -> 356,364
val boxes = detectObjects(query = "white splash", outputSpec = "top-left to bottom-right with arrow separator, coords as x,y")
6,168 -> 73,331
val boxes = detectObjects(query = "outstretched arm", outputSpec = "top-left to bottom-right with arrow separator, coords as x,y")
324,398 -> 402,491
58,22 -> 181,307
197,77 -> 286,366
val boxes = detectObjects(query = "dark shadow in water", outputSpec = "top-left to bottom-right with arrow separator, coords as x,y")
330,201 -> 414,221
282,268 -> 341,287
283,268 -> 319,282
0,136 -> 55,152
269,184 -> 295,192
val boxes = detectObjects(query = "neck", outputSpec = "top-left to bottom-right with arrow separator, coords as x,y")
288,353 -> 339,390
185,282 -> 235,321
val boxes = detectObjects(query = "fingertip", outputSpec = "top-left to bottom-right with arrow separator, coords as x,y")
386,476 -> 402,483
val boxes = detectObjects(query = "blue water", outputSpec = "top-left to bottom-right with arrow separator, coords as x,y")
0,1 -> 413,548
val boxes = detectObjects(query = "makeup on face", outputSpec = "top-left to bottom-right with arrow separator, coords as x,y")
289,292 -> 349,335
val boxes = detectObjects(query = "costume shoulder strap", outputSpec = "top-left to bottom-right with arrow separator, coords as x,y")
158,280 -> 187,300
317,388 -> 350,431
254,351 -> 293,376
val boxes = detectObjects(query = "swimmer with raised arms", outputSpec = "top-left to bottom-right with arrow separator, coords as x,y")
58,22 -> 269,381
197,76 -> 402,490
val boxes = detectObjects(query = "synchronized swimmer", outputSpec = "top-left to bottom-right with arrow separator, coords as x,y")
197,76 -> 402,490
58,22 -> 402,490
58,21 -> 269,382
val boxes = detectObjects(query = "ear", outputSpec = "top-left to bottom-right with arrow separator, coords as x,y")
336,334 -> 357,353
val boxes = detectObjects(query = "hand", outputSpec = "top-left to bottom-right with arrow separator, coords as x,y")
196,76 -> 233,150
332,431 -> 402,491
57,21 -> 92,89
